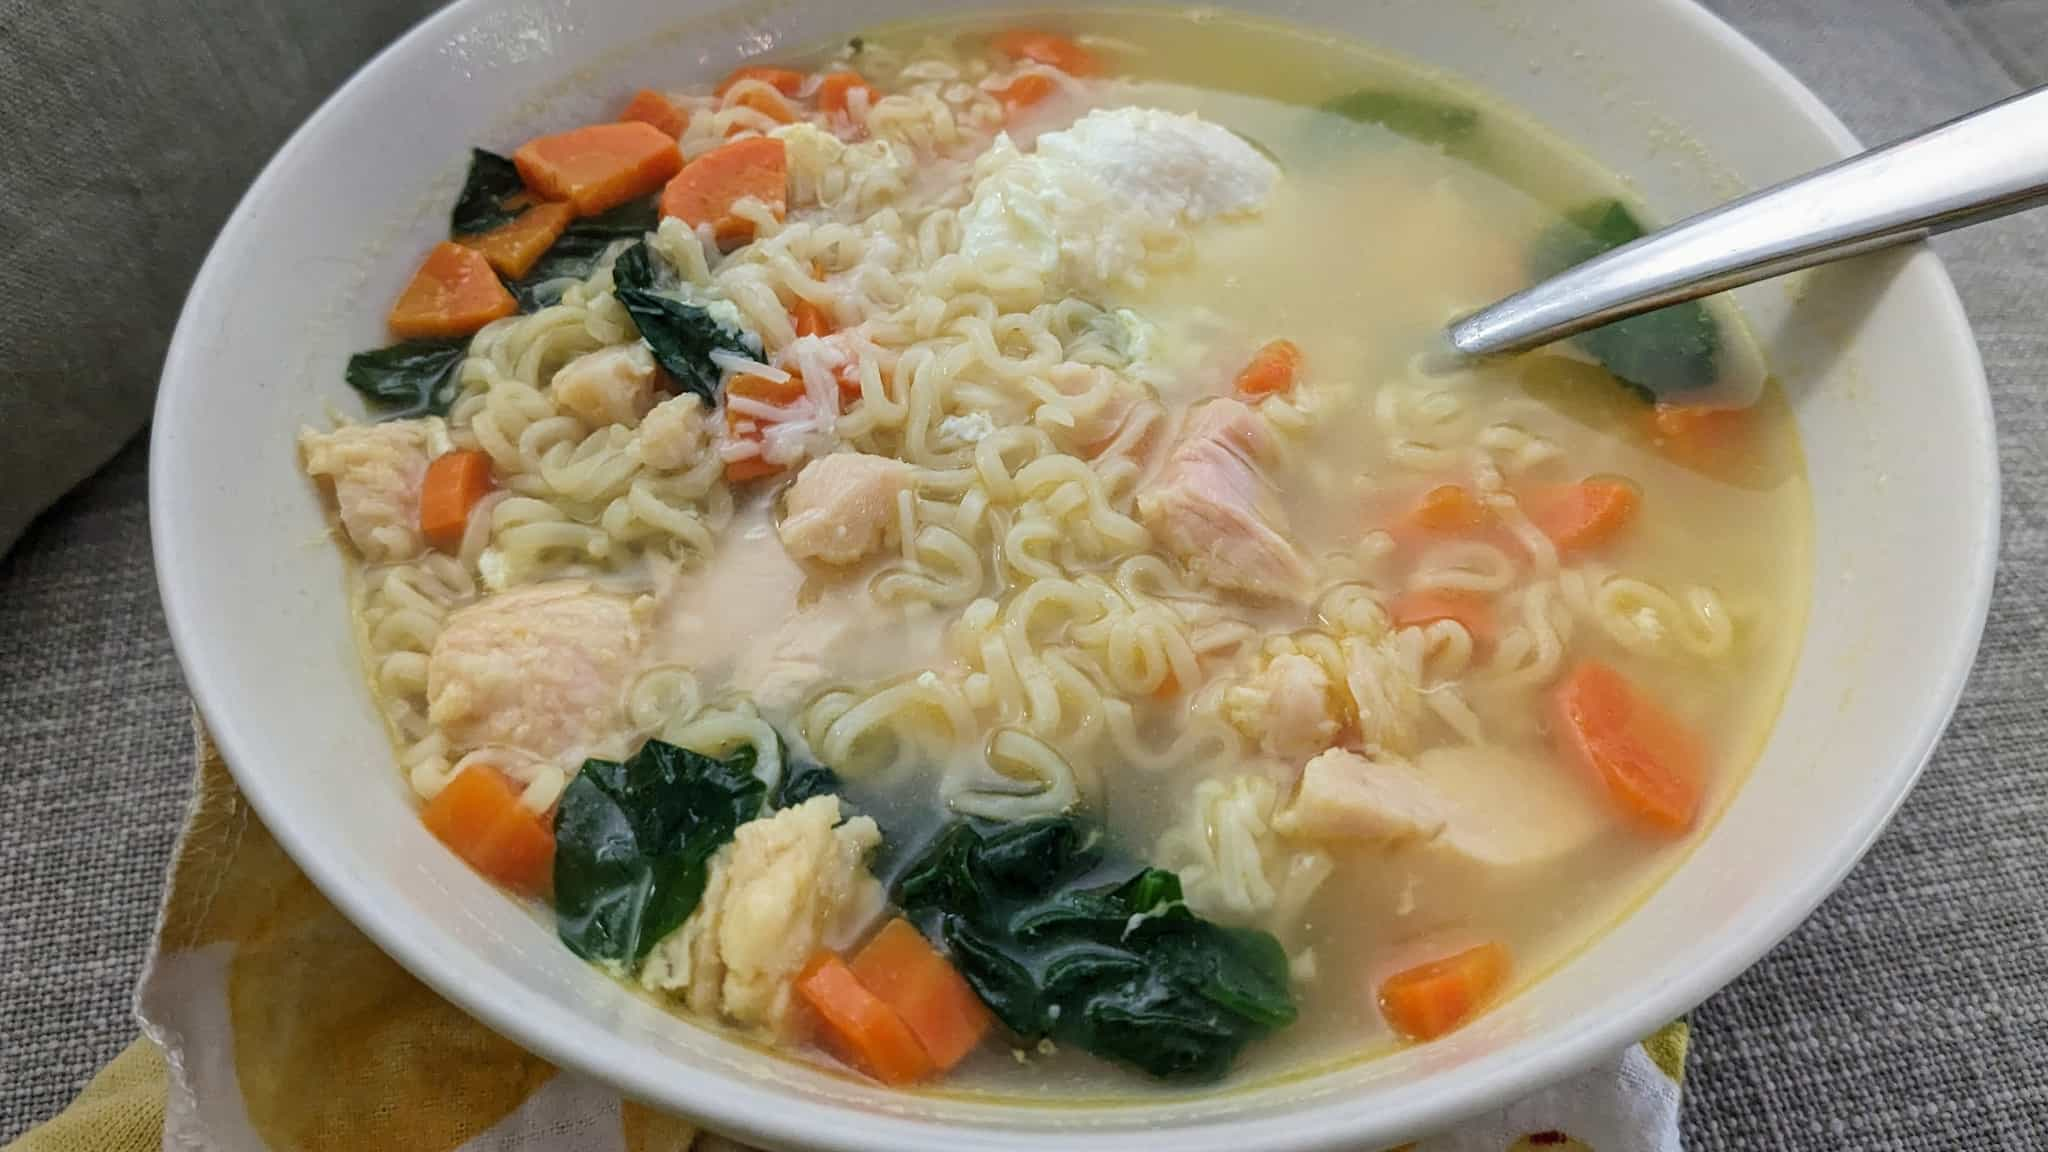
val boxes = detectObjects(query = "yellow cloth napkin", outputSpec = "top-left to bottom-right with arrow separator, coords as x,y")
6,722 -> 1691,1152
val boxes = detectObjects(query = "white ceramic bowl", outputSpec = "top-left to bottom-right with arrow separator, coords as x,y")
150,1 -> 1999,1148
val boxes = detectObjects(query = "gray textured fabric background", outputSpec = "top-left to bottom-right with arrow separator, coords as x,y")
2,0 -> 2044,1147
0,0 -> 442,553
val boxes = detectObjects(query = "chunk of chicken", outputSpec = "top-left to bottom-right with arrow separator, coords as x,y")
641,795 -> 883,1032
299,420 -> 434,562
1261,653 -> 1342,761
553,343 -> 659,429
731,608 -> 852,717
426,582 -> 638,762
1340,633 -> 1421,755
648,514 -> 929,716
1276,748 -> 1444,845
639,394 -> 708,471
1136,399 -> 1311,599
1276,747 -> 1602,873
776,452 -> 912,565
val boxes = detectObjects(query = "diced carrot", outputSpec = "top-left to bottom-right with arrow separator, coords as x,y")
1646,403 -> 1751,473
388,242 -> 518,340
1389,589 -> 1494,644
1234,338 -> 1302,398
459,200 -> 575,279
1522,479 -> 1639,553
619,87 -> 688,138
722,456 -> 784,483
418,449 -> 494,551
419,764 -> 554,897
792,297 -> 832,339
797,953 -> 937,1085
727,371 -> 807,410
995,73 -> 1058,114
1378,942 -> 1510,1042
725,372 -> 806,434
660,137 -> 788,249
723,372 -> 808,482
849,919 -> 993,1071
1553,661 -> 1705,836
817,71 -> 877,118
833,361 -> 863,405
1403,484 -> 1495,536
513,121 -> 683,215
991,28 -> 1101,75
725,372 -> 807,438
727,86 -> 798,127
715,65 -> 807,98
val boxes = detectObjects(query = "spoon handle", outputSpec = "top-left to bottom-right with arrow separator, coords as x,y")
1447,85 -> 2048,360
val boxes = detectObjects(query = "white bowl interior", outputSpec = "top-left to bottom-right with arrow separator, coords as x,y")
151,0 -> 1997,1148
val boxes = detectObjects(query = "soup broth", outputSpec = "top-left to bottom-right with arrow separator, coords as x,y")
300,7 -> 1807,1097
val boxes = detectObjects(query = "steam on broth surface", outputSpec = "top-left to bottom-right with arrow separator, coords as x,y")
299,8 -> 1807,1095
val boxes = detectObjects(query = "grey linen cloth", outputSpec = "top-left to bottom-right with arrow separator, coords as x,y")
1,0 -> 2044,1146
0,0 -> 443,553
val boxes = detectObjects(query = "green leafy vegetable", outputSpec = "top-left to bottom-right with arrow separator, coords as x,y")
451,149 -> 528,236
1320,89 -> 1481,150
506,196 -> 662,312
507,232 -> 614,312
343,340 -> 466,418
775,759 -> 846,809
574,196 -> 661,238
508,249 -> 601,312
611,240 -> 758,402
896,818 -> 1296,1082
1527,199 -> 1720,398
553,738 -> 767,966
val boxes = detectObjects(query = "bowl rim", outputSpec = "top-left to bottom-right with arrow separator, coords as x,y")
149,1 -> 2001,1148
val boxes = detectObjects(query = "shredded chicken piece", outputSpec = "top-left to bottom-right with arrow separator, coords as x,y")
1341,633 -> 1421,755
552,343 -> 660,429
1275,748 -> 1447,845
299,420 -> 434,562
1136,399 -> 1310,598
642,796 -> 883,1032
426,582 -> 638,762
1277,747 -> 1604,875
777,452 -> 912,565
1260,653 -> 1342,760
639,393 -> 708,471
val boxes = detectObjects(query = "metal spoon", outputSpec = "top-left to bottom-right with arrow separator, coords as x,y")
1446,86 -> 2048,364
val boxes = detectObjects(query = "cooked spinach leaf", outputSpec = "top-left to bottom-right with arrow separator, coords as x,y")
611,239 -> 670,297
1527,199 -> 1720,398
553,738 -> 767,966
1320,89 -> 1481,150
451,149 -> 527,236
611,240 -> 757,402
343,340 -> 466,417
508,253 -> 599,312
505,197 -> 661,311
897,818 -> 1296,1082
507,231 -> 618,312
573,196 -> 661,238
775,758 -> 846,809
